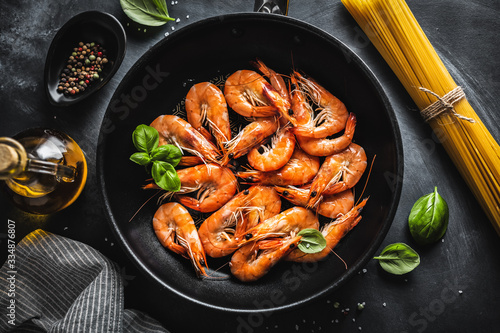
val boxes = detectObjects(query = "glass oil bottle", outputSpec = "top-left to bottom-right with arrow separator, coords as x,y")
0,128 -> 87,214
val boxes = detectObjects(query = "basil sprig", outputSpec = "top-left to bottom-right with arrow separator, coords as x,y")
408,187 -> 449,245
130,124 -> 182,191
374,243 -> 420,275
120,0 -> 175,27
297,229 -> 327,253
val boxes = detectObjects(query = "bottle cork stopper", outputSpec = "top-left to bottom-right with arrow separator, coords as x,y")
0,144 -> 19,173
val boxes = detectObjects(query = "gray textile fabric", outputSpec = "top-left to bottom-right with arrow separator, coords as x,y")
0,229 -> 169,333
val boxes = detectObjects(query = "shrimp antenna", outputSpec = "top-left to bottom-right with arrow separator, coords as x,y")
355,154 -> 376,206
202,261 -> 232,281
129,190 -> 162,222
329,247 -> 348,270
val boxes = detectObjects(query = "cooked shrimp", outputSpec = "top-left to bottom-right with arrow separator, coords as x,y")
291,71 -> 349,138
286,198 -> 368,262
247,125 -> 296,171
234,186 -> 281,240
224,70 -> 295,125
185,82 -> 231,152
275,186 -> 354,219
308,143 -> 367,208
150,115 -> 220,164
224,70 -> 281,118
176,164 -> 238,213
145,163 -> 238,213
237,148 -> 320,186
198,186 -> 261,257
240,206 -> 319,244
221,117 -> 278,166
296,113 -> 357,157
230,235 -> 302,282
153,202 -> 208,277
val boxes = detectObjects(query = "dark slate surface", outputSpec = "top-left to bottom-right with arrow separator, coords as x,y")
1,1 -> 499,332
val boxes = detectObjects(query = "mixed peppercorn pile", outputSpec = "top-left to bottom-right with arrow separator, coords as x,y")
57,42 -> 108,95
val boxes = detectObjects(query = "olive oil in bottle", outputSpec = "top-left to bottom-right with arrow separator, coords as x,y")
0,128 -> 87,214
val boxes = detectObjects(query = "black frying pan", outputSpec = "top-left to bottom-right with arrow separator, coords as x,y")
97,0 -> 403,313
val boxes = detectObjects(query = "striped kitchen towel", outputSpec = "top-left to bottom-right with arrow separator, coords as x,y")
0,229 -> 169,332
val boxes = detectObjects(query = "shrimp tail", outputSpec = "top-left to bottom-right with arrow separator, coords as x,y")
198,126 -> 215,143
169,242 -> 188,257
252,105 -> 280,116
178,156 -> 204,167
325,182 -> 349,196
176,196 -> 201,212
236,170 -> 263,184
345,112 -> 357,138
143,182 -> 161,190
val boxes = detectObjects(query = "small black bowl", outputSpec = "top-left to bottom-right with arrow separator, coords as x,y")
44,11 -> 126,106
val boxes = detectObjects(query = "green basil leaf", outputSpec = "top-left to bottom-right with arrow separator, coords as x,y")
151,161 -> 181,192
374,243 -> 420,275
297,228 -> 327,254
120,0 -> 175,27
150,144 -> 182,166
129,152 -> 151,166
408,187 -> 449,245
132,124 -> 159,154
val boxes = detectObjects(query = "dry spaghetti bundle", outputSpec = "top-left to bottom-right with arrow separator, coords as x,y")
342,0 -> 500,234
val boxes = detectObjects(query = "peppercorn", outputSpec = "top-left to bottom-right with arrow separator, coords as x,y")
57,41 -> 109,96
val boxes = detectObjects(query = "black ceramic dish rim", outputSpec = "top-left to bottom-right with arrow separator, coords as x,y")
43,10 -> 127,107
96,12 -> 404,313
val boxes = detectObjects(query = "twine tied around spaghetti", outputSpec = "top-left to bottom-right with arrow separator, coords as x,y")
419,86 -> 475,123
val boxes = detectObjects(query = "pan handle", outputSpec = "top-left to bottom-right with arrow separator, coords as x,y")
254,0 -> 289,15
